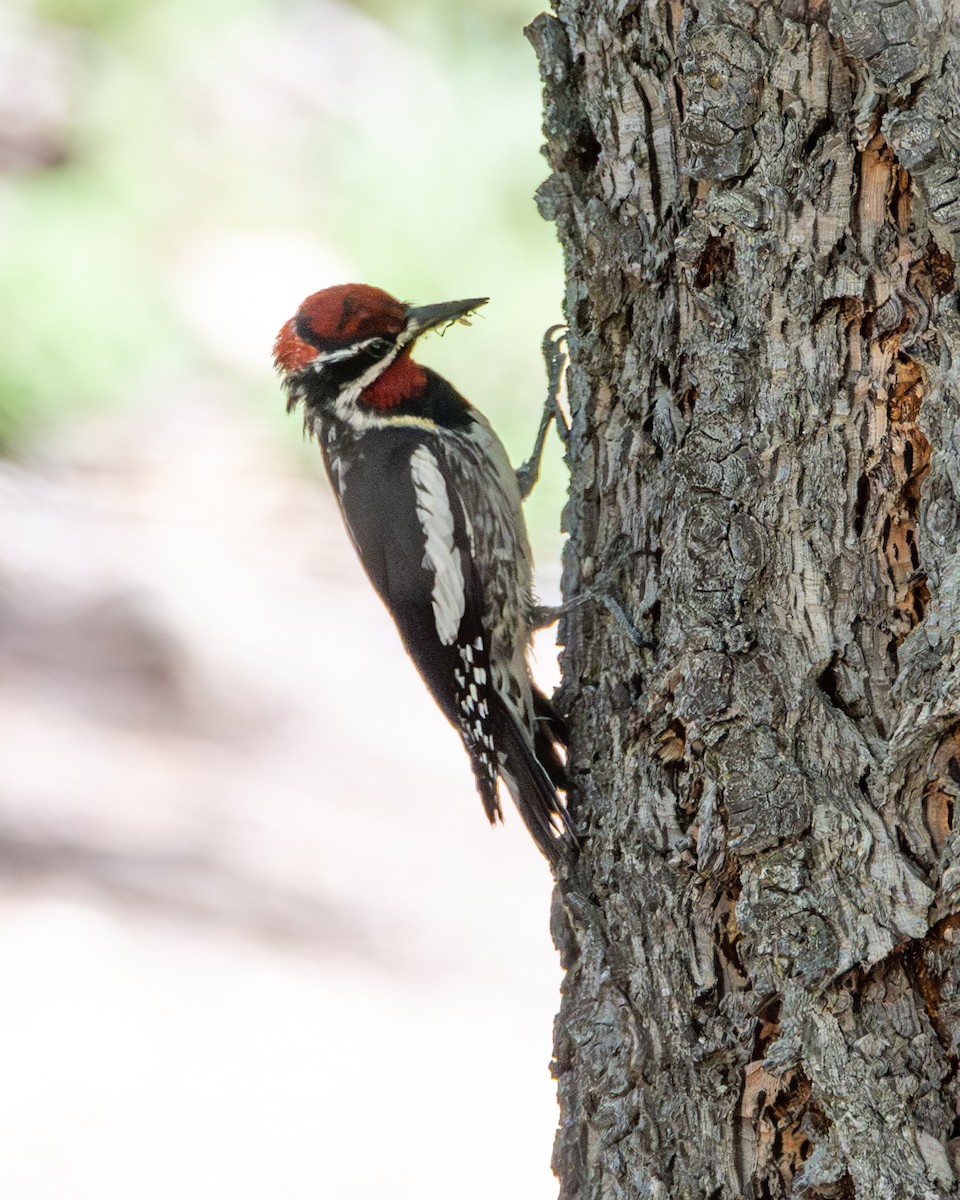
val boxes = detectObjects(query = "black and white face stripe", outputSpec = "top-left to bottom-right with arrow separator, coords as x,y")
307,336 -> 396,366
285,336 -> 402,416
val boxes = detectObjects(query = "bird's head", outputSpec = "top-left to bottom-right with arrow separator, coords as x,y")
274,283 -> 487,418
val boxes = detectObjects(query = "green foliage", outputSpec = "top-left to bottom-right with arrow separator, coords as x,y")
1,0 -> 566,540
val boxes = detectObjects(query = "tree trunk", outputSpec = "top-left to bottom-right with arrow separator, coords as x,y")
528,1 -> 960,1196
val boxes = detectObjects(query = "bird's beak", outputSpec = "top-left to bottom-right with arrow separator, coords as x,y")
402,296 -> 488,343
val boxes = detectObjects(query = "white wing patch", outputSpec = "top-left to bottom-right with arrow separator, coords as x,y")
410,445 -> 465,647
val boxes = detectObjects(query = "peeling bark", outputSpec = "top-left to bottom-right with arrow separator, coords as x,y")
529,1 -> 960,1196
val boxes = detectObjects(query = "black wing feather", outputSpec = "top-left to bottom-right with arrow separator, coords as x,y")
330,428 -> 497,779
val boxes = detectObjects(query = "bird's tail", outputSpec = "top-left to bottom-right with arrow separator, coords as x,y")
532,684 -> 567,792
491,691 -> 575,868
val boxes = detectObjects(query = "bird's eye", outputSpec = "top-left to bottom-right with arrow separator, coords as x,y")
364,337 -> 393,358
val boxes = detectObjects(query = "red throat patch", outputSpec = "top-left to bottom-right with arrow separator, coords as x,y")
360,352 -> 427,410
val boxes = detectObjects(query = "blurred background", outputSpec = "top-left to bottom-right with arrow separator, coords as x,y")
0,0 -> 568,1196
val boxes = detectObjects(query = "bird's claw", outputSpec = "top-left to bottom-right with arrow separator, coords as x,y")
517,323 -> 571,499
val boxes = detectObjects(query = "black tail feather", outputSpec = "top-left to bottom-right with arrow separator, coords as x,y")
532,684 -> 568,792
491,693 -> 575,868
471,763 -> 503,826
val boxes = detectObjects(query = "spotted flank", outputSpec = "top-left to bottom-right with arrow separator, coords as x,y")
455,637 -> 498,800
410,445 -> 466,646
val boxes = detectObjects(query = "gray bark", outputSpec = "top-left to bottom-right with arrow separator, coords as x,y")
528,1 -> 960,1196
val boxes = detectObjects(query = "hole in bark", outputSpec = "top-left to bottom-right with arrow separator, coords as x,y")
574,126 -> 601,174
886,637 -> 899,668
681,387 -> 698,419
903,440 -> 914,476
694,233 -> 734,289
817,661 -> 839,702
853,473 -> 870,536
751,996 -> 782,1060
833,231 -> 850,264
673,79 -> 686,123
906,526 -> 919,568
896,825 -> 932,875
816,654 -> 858,718
576,297 -> 591,333
832,966 -> 866,1013
858,770 -> 870,796
801,114 -> 832,157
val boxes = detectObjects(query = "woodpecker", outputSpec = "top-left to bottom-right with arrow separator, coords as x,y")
274,283 -> 572,866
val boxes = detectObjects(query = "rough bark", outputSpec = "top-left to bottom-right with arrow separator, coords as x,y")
528,1 -> 960,1196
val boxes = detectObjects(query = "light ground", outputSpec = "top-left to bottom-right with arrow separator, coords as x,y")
0,391 -> 563,1199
